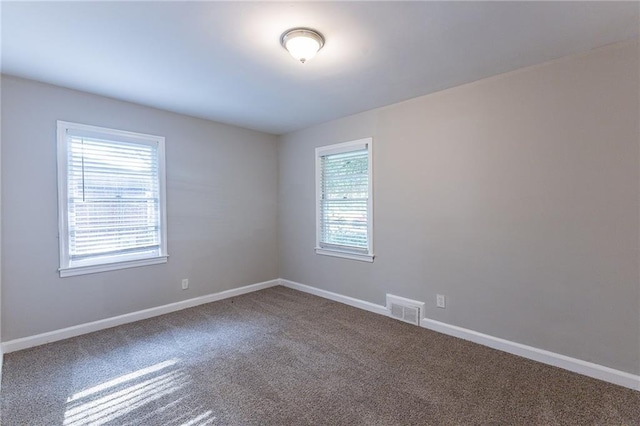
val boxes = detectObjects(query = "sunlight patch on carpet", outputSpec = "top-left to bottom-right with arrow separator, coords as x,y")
180,410 -> 215,426
63,358 -> 186,425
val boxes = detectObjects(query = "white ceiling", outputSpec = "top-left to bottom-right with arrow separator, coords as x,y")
2,2 -> 638,135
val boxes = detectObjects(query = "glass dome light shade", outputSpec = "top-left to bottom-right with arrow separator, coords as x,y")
281,29 -> 325,63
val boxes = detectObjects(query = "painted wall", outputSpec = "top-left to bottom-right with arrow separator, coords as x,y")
0,72 -> 3,370
278,41 -> 640,375
1,75 -> 279,341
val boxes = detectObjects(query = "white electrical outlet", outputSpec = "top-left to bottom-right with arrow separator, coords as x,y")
436,294 -> 446,308
181,279 -> 189,290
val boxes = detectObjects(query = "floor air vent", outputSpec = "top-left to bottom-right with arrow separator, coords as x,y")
386,294 -> 425,326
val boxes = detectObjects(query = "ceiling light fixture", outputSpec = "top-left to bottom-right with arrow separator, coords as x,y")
280,28 -> 325,64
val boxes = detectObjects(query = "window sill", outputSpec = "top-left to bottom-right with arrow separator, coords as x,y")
315,248 -> 374,263
59,255 -> 168,277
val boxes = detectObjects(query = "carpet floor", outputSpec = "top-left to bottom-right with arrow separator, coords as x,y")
1,286 -> 638,425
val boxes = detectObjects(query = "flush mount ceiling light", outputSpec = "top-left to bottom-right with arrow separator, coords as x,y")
280,28 -> 325,64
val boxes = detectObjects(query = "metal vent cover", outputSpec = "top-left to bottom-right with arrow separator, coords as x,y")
387,294 -> 425,326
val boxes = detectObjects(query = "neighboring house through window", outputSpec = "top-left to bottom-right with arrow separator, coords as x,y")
315,137 -> 374,262
57,121 -> 168,277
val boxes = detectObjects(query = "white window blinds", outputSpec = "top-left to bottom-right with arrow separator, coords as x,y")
316,138 -> 373,262
57,121 -> 167,276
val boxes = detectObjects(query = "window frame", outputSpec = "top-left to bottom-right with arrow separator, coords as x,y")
56,121 -> 168,277
315,137 -> 374,262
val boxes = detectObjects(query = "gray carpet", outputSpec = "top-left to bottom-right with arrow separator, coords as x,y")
2,286 -> 639,425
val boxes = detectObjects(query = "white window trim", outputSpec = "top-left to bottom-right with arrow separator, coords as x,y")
315,137 -> 374,262
57,121 -> 169,277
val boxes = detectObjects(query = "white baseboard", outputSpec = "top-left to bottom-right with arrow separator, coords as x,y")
281,279 -> 639,391
280,279 -> 388,316
1,279 -> 280,354
421,318 -> 639,391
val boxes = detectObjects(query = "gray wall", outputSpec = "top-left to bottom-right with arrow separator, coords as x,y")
278,41 -> 640,375
1,75 -> 279,341
0,75 -> 2,358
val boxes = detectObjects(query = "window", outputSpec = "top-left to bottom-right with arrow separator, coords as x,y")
57,121 -> 168,277
315,138 -> 374,262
